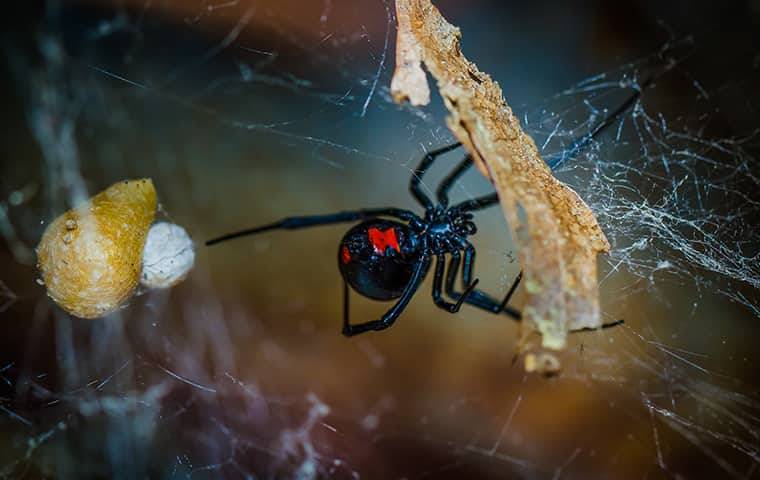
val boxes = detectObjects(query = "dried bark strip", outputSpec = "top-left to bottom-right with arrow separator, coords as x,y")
391,0 -> 610,350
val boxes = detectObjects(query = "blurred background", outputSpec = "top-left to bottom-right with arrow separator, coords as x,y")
1,0 -> 759,478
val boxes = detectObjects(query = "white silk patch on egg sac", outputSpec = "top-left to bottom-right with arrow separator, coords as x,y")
140,222 -> 195,289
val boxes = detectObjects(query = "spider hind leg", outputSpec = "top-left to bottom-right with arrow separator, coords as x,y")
341,254 -> 432,337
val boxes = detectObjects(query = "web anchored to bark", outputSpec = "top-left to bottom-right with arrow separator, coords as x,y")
391,0 -> 611,359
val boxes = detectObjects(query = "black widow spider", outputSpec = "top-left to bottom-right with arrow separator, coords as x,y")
206,83 -> 647,337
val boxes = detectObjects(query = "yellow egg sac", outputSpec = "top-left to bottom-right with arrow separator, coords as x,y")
36,179 -> 157,319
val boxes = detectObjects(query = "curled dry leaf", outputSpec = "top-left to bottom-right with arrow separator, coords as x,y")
391,0 -> 610,351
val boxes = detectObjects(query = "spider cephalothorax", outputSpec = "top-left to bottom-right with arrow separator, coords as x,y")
421,207 -> 477,252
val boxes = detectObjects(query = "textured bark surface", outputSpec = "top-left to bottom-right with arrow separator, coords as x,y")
391,0 -> 610,351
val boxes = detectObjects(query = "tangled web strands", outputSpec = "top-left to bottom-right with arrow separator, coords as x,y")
0,1 -> 759,478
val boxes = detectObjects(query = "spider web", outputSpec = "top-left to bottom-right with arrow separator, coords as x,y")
1,0 -> 759,478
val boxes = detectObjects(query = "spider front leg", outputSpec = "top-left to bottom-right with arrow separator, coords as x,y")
206,208 -> 421,246
436,155 -> 473,207
451,193 -> 500,213
342,253 -> 432,337
409,142 -> 462,209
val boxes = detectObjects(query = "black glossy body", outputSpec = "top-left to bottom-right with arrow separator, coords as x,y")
338,220 -> 418,300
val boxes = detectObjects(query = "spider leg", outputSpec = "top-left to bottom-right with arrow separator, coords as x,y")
444,250 -> 462,294
451,247 -> 625,331
206,208 -> 422,246
342,253 -> 432,337
409,142 -> 462,209
451,193 -> 500,213
444,245 -> 522,320
544,75 -> 655,170
429,70 -> 663,215
342,280 -> 351,332
460,244 -> 523,318
436,155 -> 473,207
447,74 -> 660,213
432,254 -> 479,313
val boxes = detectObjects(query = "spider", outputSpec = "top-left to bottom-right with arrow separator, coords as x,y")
209,143 -> 521,336
206,85 -> 645,336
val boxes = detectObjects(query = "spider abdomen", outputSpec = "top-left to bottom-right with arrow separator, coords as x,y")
338,220 -> 419,301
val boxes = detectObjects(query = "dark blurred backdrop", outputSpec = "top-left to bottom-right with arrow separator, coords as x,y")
1,1 -> 759,478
